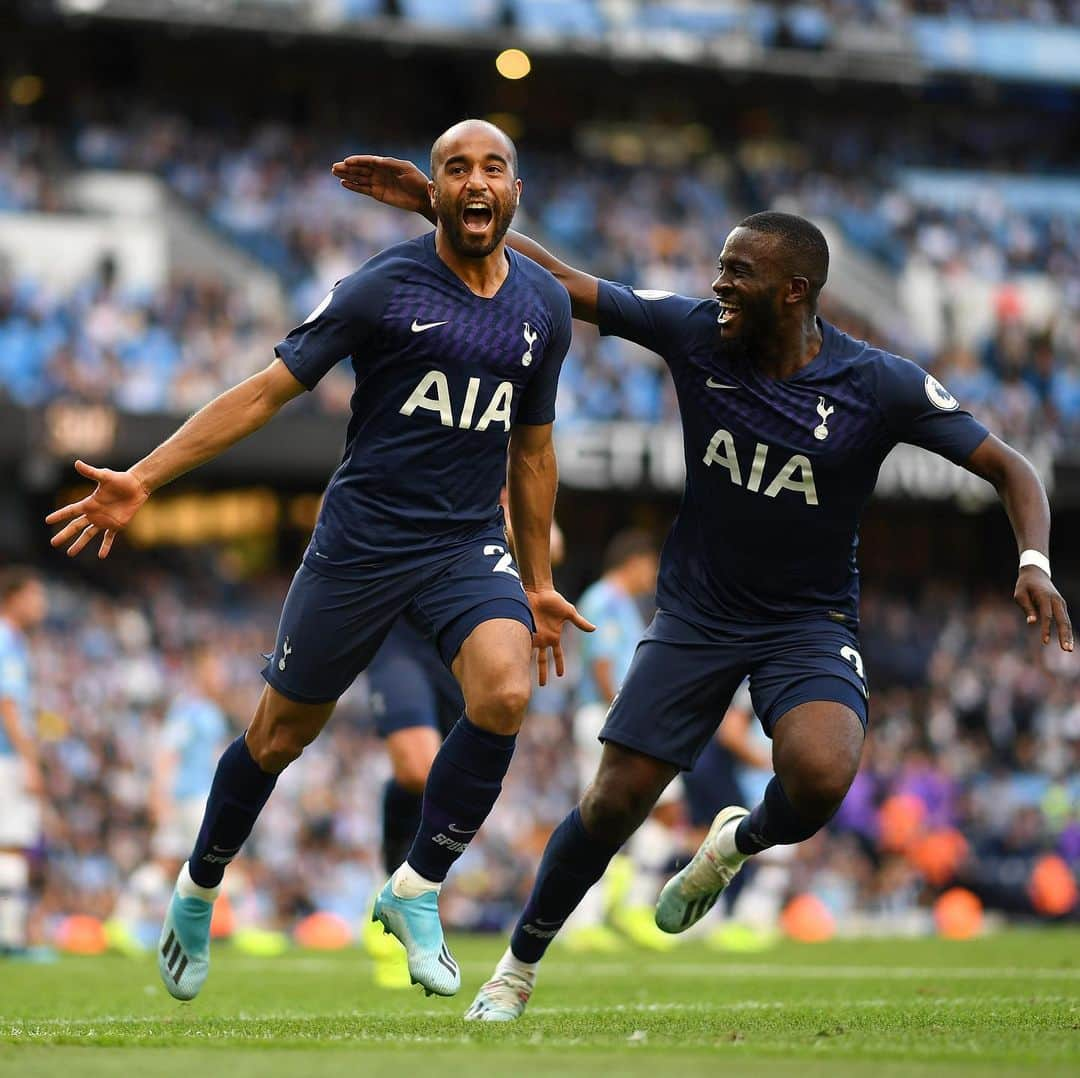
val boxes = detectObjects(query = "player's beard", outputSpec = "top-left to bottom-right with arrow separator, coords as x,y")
435,188 -> 517,260
716,289 -> 776,369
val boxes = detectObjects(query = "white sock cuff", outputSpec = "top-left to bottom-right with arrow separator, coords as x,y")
178,861 -> 221,902
714,818 -> 746,861
392,862 -> 442,899
499,944 -> 538,982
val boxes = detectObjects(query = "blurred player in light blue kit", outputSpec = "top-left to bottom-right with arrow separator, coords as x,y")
151,648 -> 231,865
0,569 -> 47,955
113,648 -> 231,952
566,530 -> 679,951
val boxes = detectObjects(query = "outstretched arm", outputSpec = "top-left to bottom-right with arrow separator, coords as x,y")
332,154 -> 601,323
964,433 -> 1072,651
46,358 -> 305,558
507,422 -> 594,685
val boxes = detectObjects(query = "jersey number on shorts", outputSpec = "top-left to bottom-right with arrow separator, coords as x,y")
840,645 -> 865,683
483,544 -> 520,579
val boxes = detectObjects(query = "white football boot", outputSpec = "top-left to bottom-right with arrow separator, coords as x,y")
464,968 -> 534,1022
655,806 -> 750,934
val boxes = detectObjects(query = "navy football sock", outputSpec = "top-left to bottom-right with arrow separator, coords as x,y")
405,716 -> 515,883
510,807 -> 622,964
382,779 -> 424,876
735,776 -> 821,855
188,735 -> 277,888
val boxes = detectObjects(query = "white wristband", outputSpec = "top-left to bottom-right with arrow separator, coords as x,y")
1019,549 -> 1051,577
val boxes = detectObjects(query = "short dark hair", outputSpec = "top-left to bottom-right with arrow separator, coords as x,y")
737,211 -> 829,305
602,529 -> 658,573
430,119 -> 518,178
0,566 -> 39,603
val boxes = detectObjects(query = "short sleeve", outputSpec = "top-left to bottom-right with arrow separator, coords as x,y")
516,282 -> 572,426
160,705 -> 189,752
0,649 -> 22,700
578,592 -> 618,663
596,281 -> 701,359
875,355 -> 989,464
274,261 -> 395,390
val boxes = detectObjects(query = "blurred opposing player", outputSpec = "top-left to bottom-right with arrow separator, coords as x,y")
47,120 -> 591,1002
113,648 -> 230,952
567,529 -> 677,951
337,156 -> 1071,1020
0,568 -> 47,955
151,648 -> 230,868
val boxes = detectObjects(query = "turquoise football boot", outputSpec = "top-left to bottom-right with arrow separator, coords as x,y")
158,863 -> 219,1000
371,879 -> 460,997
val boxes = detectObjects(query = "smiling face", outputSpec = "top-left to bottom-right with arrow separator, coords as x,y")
711,227 -> 798,348
429,121 -> 521,260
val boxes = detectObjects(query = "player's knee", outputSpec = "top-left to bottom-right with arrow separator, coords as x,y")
784,757 -> 855,823
467,677 -> 531,735
580,777 -> 651,847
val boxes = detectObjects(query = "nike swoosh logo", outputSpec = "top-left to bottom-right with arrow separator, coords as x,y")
447,824 -> 479,835
706,377 -> 739,390
411,319 -> 449,333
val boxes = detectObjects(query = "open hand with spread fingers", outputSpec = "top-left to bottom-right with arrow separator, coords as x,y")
525,585 -> 596,687
331,154 -> 434,219
45,459 -> 150,559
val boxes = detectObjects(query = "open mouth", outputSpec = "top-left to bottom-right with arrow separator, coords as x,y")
462,201 -> 494,233
716,301 -> 740,326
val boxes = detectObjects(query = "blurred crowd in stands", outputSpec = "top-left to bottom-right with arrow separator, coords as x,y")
2,114 -> 1079,442
15,561 -> 1080,945
2,112 -> 1079,442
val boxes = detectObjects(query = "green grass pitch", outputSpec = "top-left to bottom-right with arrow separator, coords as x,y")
1,930 -> 1077,1076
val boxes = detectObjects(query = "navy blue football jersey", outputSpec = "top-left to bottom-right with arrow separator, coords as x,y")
275,233 -> 571,572
597,282 -> 989,626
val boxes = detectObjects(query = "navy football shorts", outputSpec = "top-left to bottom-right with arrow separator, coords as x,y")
367,619 -> 464,739
600,610 -> 869,771
262,532 -> 534,705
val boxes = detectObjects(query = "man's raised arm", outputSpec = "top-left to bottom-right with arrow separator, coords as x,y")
46,358 -> 305,559
332,154 -> 601,323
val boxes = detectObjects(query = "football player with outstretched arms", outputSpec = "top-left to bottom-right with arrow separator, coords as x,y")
46,121 -> 595,1004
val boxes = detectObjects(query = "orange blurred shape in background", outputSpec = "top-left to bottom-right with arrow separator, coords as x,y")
1029,855 -> 1079,917
210,892 -> 235,939
780,893 -> 836,942
908,828 -> 969,887
294,911 -> 352,950
55,914 -> 107,955
878,793 -> 927,853
933,887 -> 983,939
